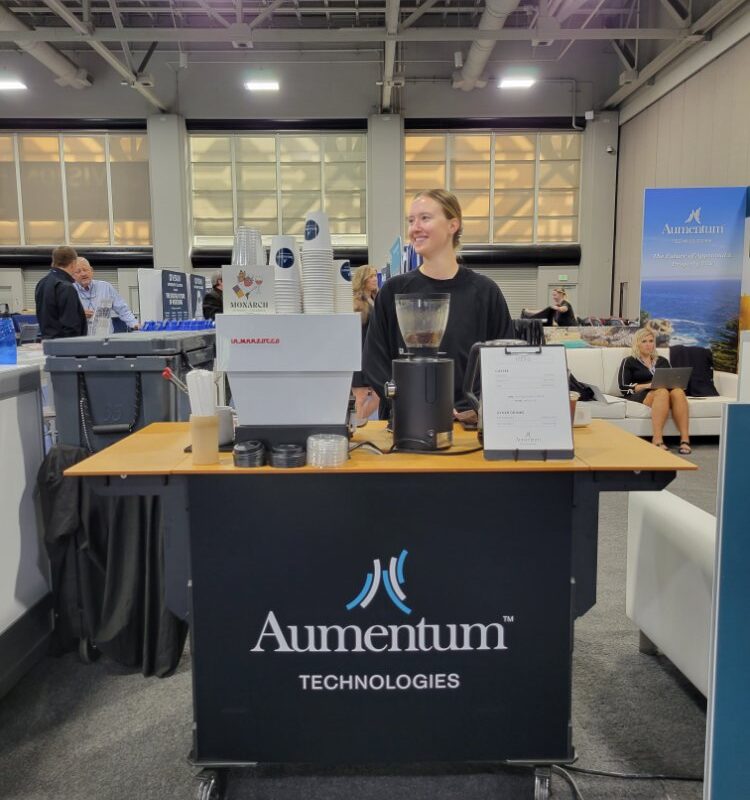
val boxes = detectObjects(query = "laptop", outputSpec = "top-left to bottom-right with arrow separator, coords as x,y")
651,367 -> 692,390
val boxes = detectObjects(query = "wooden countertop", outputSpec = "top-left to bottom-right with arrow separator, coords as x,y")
64,419 -> 696,477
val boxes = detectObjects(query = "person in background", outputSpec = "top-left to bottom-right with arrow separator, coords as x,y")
363,188 -> 514,423
203,271 -> 224,320
522,287 -> 576,326
73,258 -> 139,333
35,246 -> 87,339
618,327 -> 691,454
351,265 -> 380,422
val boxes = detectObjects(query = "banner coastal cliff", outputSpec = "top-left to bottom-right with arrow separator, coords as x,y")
641,187 -> 749,369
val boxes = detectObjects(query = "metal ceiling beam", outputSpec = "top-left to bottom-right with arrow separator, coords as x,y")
400,0 -> 440,29
554,0 -> 591,24
39,0 -> 167,108
0,24 -> 687,42
556,0 -> 606,60
107,0 -> 135,73
249,0 -> 288,28
658,0 -> 689,25
193,0 -> 233,27
5,3 -> 646,16
0,3 -> 90,86
604,0 -> 750,108
610,39 -> 634,70
381,0 -> 399,110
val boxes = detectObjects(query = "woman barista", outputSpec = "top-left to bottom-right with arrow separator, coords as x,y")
362,189 -> 514,422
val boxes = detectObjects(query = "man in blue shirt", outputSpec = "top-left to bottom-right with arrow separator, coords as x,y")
73,258 -> 140,334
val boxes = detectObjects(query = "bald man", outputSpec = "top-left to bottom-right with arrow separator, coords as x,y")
73,257 -> 139,334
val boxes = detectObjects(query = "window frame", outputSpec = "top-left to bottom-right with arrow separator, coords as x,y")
0,130 -> 151,247
188,131 -> 368,248
404,130 -> 582,246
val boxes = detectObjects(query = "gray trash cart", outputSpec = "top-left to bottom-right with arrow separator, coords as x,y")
44,331 -> 215,452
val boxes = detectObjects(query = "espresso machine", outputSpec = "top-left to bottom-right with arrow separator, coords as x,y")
385,294 -> 454,451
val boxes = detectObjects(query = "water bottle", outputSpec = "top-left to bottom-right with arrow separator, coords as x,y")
0,316 -> 17,365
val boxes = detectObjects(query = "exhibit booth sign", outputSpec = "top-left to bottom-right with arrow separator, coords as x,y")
187,472 -> 576,764
641,187 -> 748,370
137,269 -> 190,322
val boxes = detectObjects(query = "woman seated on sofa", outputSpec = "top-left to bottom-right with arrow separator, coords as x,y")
618,327 -> 691,454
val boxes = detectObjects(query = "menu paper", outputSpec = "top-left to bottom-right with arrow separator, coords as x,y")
480,345 -> 574,460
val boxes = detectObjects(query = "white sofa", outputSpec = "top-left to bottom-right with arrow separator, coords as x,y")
565,346 -> 737,436
626,491 -> 715,696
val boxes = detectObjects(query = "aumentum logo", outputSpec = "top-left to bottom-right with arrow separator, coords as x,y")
250,549 -> 512,655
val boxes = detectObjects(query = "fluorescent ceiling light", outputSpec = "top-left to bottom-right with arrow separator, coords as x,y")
245,80 -> 279,92
498,77 -> 536,89
0,80 -> 27,91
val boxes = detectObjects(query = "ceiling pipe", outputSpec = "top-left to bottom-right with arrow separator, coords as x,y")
452,0 -> 521,91
0,3 -> 90,87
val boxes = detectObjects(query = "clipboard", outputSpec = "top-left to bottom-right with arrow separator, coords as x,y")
479,344 -> 574,461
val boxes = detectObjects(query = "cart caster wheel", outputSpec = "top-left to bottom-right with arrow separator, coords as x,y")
533,767 -> 550,800
194,769 -> 225,800
78,638 -> 101,664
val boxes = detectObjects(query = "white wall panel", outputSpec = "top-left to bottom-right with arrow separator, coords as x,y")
614,35 -> 750,318
471,266 -> 537,318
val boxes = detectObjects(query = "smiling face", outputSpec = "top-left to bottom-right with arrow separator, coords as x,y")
74,260 -> 94,289
407,195 -> 460,259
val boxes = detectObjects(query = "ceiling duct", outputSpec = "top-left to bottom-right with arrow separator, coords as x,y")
0,4 -> 90,88
452,0 -> 521,91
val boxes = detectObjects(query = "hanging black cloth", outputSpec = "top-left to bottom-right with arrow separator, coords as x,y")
512,318 -> 545,346
669,345 -> 720,397
37,446 -> 188,677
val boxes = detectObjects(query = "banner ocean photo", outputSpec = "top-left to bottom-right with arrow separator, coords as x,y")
641,187 -> 748,371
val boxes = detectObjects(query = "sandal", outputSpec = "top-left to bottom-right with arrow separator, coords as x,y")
679,441 -> 692,455
652,440 -> 669,451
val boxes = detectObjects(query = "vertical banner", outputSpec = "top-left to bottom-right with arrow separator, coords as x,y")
641,187 -> 749,369
705,400 -> 750,800
161,271 -> 189,321
388,237 -> 403,277
190,274 -> 207,319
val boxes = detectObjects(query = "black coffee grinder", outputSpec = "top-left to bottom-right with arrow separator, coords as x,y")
384,294 -> 454,450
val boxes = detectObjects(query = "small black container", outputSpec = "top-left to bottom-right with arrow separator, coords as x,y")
269,443 -> 306,468
233,440 -> 266,468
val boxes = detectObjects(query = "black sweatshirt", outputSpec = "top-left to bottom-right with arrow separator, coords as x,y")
362,267 -> 514,410
618,355 -> 671,396
35,268 -> 87,339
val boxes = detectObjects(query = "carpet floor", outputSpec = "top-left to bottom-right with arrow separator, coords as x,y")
0,439 -> 718,800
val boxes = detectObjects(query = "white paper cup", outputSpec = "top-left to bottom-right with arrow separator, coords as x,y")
216,405 -> 235,445
270,235 -> 300,281
302,211 -> 332,250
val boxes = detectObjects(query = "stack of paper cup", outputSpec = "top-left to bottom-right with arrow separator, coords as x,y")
300,211 -> 334,314
334,259 -> 353,313
232,226 -> 264,267
270,235 -> 302,314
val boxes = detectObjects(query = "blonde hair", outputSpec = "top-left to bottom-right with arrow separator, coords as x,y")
631,327 -> 656,359
552,287 -> 567,300
352,264 -> 377,297
412,188 -> 463,250
352,264 -> 378,324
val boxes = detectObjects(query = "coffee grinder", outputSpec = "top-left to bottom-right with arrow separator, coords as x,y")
385,294 -> 454,451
